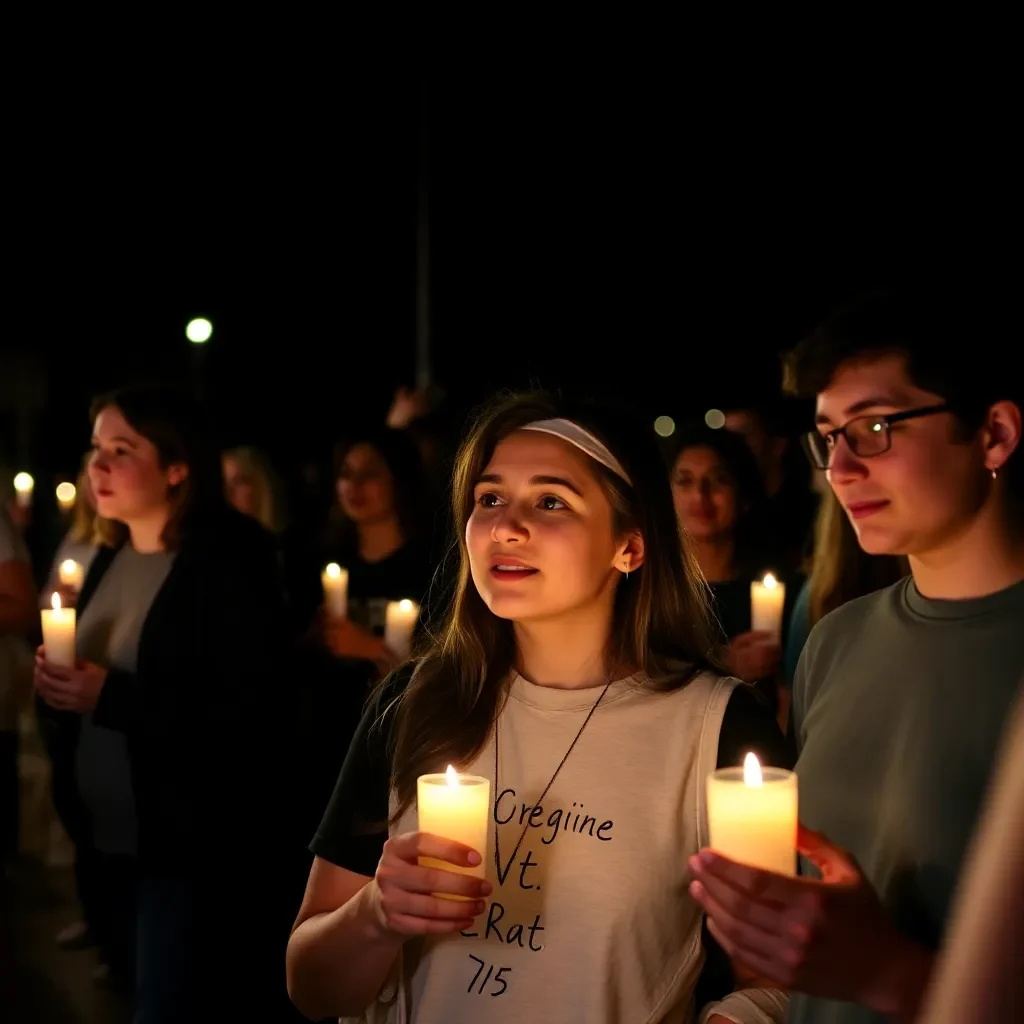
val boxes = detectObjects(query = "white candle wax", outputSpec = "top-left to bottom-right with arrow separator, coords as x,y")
384,598 -> 419,659
418,766 -> 491,900
59,559 -> 84,593
41,593 -> 76,669
750,573 -> 786,640
321,563 -> 349,619
13,472 -> 34,509
707,753 -> 798,876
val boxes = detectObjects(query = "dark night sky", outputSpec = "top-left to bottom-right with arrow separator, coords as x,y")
3,73 -> 1015,481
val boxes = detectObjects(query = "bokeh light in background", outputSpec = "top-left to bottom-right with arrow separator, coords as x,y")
704,408 -> 726,429
654,415 -> 676,438
55,481 -> 77,512
186,318 -> 213,344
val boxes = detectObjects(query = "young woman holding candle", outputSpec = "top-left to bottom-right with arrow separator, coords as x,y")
320,427 -> 435,668
669,425 -> 799,712
287,393 -> 793,1024
32,385 -> 298,1022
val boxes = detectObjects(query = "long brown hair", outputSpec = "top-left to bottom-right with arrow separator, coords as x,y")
383,392 -> 722,823
808,488 -> 907,626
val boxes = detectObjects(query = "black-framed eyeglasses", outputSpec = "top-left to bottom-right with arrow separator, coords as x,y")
802,403 -> 951,470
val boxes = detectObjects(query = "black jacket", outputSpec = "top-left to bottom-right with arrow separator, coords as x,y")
39,506 -> 293,874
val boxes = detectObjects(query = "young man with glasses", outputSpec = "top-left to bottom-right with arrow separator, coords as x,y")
689,290 -> 1023,1024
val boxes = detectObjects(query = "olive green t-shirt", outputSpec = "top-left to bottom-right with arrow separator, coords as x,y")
790,577 -> 1024,1024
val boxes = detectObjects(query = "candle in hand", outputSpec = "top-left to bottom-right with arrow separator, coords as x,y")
41,593 -> 76,668
321,563 -> 349,619
13,472 -> 34,509
418,765 -> 490,900
59,559 -> 84,593
706,752 -> 797,876
384,598 -> 418,659
750,573 -> 786,641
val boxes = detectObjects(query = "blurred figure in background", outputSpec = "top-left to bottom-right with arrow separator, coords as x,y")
724,400 -> 819,572
223,445 -> 320,636
917,679 -> 1024,1024
670,425 -> 796,706
0,502 -> 35,874
44,460 -> 100,602
783,488 -> 907,686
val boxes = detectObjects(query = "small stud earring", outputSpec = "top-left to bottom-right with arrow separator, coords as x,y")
992,468 -> 998,480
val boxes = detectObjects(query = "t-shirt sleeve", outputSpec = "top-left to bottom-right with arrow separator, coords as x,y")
309,667 -> 410,876
716,682 -> 796,771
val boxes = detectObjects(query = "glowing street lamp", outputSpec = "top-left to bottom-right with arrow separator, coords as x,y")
186,318 -> 213,344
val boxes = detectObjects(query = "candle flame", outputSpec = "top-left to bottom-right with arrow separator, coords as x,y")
14,472 -> 34,493
399,598 -> 413,611
445,764 -> 459,787
325,562 -> 341,579
762,573 -> 777,589
51,592 -> 62,611
61,559 -> 79,576
56,482 -> 77,503
743,752 -> 763,787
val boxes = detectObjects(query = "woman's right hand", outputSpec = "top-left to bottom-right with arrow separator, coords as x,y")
372,832 -> 491,938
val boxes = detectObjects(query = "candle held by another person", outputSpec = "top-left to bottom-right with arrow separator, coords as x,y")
40,593 -> 76,668
706,752 -> 797,876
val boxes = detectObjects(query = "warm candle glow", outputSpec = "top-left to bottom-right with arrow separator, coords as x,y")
400,598 -> 414,612
56,481 -> 77,510
750,573 -> 786,640
707,757 -> 798,875
321,563 -> 349,619
418,767 -> 491,898
59,560 -> 84,591
385,599 -> 419,659
41,591 -> 76,667
13,472 -> 34,508
743,752 -> 763,787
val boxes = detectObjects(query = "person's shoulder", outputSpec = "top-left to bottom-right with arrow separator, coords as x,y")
188,506 -> 277,558
808,577 -> 907,647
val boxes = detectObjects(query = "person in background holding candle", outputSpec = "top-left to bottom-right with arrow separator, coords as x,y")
320,428 -> 435,669
689,289 -> 1024,1024
670,426 -> 799,715
287,392 -> 792,1024
32,385 -> 298,1023
0,503 -> 36,875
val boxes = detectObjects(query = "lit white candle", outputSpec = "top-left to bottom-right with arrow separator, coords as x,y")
40,593 -> 76,669
418,765 -> 491,900
58,559 -> 84,593
384,598 -> 419,659
706,752 -> 798,876
750,573 -> 786,640
13,472 -> 34,509
321,562 -> 349,619
56,481 -> 77,513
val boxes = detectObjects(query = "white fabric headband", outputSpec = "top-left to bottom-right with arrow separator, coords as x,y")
520,418 -> 632,485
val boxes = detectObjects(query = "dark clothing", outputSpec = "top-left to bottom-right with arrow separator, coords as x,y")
38,507 -> 302,1017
